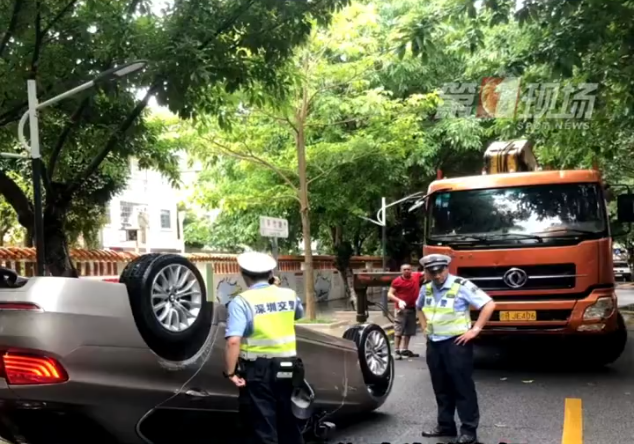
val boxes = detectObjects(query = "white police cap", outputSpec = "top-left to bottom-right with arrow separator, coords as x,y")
237,251 -> 277,273
419,254 -> 451,271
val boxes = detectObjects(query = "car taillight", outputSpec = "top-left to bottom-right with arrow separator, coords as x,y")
0,302 -> 41,311
1,352 -> 68,385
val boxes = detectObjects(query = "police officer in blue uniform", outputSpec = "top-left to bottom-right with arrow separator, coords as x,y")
416,254 -> 496,444
224,252 -> 306,444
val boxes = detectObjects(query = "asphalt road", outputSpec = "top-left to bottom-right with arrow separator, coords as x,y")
326,289 -> 634,444
617,287 -> 634,308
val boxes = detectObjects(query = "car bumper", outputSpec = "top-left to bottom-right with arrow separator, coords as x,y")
474,287 -> 621,336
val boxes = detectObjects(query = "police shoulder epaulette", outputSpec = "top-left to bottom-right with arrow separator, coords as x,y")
454,277 -> 466,285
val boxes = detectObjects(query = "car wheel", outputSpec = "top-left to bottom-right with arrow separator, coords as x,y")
121,254 -> 213,361
119,253 -> 162,284
343,323 -> 391,384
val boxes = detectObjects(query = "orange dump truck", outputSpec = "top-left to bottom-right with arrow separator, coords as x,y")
419,140 -> 632,364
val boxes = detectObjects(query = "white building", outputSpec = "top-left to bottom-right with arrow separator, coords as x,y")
99,157 -> 186,253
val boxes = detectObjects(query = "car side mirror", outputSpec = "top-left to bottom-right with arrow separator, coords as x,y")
617,194 -> 634,223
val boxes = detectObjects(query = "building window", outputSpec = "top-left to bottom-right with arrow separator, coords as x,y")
120,201 -> 140,228
160,210 -> 171,229
126,229 -> 138,242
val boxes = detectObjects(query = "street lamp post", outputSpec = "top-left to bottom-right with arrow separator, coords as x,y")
0,61 -> 148,276
358,191 -> 427,315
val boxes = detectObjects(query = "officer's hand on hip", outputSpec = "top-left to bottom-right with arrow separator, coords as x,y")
229,375 -> 246,387
454,327 -> 481,346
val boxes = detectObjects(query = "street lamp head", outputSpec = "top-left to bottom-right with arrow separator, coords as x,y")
93,60 -> 148,85
113,61 -> 147,77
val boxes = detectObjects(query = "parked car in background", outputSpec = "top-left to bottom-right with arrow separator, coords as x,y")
613,260 -> 632,281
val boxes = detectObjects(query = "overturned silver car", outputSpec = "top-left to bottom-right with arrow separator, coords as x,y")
0,253 -> 394,444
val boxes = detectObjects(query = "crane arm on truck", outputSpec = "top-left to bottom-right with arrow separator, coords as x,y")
482,139 -> 539,174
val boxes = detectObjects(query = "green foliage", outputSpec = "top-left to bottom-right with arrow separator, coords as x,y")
0,171 -> 29,245
0,0 -> 348,274
188,1 -> 488,267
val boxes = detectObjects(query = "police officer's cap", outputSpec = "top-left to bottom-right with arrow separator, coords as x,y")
237,251 -> 277,274
420,254 -> 451,272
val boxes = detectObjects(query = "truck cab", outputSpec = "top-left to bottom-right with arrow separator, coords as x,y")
419,140 -> 632,365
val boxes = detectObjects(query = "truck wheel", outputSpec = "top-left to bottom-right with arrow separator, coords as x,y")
120,254 -> 213,361
343,324 -> 391,384
594,312 -> 628,367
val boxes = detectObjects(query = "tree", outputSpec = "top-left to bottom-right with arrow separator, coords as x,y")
0,171 -> 29,246
0,0 -> 348,276
193,2 -> 446,318
397,0 -> 634,184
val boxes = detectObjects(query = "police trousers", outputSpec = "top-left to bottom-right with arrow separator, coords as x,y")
426,337 -> 480,435
237,357 -> 304,444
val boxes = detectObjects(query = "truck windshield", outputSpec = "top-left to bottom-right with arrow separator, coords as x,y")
427,183 -> 607,244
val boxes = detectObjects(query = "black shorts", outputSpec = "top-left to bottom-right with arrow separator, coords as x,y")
394,307 -> 417,337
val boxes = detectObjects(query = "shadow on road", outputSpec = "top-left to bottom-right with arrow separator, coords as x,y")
472,335 -> 632,375
311,411 -> 392,442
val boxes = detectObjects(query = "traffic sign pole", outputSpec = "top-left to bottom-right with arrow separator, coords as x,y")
271,237 -> 279,270
260,216 -> 288,273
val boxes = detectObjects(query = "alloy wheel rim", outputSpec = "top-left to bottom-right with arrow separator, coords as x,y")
151,264 -> 202,332
364,330 -> 389,376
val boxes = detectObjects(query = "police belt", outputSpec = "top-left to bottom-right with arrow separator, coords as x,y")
238,356 -> 305,387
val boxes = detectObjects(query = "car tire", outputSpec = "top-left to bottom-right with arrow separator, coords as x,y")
119,253 -> 162,284
120,253 -> 213,361
343,323 -> 391,384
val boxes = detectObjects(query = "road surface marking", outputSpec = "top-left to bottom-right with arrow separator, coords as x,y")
562,398 -> 582,444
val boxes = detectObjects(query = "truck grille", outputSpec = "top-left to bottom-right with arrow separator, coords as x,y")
457,263 -> 577,291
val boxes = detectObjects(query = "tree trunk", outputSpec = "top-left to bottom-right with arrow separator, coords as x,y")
296,111 -> 315,320
331,225 -> 353,301
43,202 -> 78,277
24,228 -> 34,247
300,208 -> 315,319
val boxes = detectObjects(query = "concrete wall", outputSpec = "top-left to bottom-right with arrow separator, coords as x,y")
195,264 -> 384,305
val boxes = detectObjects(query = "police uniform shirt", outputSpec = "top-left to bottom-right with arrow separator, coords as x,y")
225,282 -> 305,339
415,274 -> 492,342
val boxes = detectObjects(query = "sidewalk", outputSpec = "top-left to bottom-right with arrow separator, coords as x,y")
617,282 -> 634,289
300,296 -> 396,339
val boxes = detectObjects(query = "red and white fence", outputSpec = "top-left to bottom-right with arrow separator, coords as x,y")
0,248 -> 385,303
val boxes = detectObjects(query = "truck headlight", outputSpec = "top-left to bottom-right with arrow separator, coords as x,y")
583,297 -> 615,321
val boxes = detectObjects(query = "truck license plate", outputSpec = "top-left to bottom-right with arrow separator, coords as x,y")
499,311 -> 537,321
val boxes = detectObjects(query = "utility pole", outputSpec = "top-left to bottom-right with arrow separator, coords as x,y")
358,193 -> 427,317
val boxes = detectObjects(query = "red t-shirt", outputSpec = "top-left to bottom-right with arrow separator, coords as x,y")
391,272 -> 423,308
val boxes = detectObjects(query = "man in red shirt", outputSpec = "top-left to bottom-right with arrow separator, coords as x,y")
388,263 -> 423,359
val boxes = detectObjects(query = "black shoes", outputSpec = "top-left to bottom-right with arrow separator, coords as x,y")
395,349 -> 420,359
421,427 -> 477,444
421,426 -> 457,437
455,434 -> 477,444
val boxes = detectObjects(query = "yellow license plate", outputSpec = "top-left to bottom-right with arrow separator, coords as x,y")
499,311 -> 537,321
